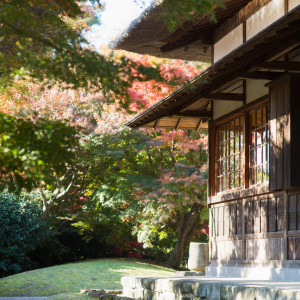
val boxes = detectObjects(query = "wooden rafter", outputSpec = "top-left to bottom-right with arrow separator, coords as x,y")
240,71 -> 283,80
203,93 -> 245,101
174,110 -> 212,118
257,61 -> 300,71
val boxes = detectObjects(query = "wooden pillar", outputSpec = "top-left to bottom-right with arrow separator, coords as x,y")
284,190 -> 288,260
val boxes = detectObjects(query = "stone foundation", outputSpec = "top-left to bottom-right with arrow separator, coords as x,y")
121,276 -> 300,300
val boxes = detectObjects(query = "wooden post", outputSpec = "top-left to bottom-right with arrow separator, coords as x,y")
284,191 -> 288,260
242,198 -> 246,261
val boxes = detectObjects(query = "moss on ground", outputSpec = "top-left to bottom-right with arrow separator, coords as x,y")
0,258 -> 175,297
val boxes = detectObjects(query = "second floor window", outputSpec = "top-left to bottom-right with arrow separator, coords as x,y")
214,101 -> 269,194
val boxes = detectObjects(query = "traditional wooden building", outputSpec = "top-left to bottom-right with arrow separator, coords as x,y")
112,0 -> 300,280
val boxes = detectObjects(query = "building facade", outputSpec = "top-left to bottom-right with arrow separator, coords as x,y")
112,0 -> 300,280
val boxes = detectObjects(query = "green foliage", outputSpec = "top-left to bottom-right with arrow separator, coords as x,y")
0,0 -> 165,100
0,192 -> 52,277
163,0 -> 225,31
0,113 -> 80,192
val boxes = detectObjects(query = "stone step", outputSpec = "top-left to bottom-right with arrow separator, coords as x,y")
121,276 -> 300,300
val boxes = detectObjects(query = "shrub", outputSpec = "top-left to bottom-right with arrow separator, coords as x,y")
0,192 -> 52,277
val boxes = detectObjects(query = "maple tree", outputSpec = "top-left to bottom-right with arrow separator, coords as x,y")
0,52 -> 208,268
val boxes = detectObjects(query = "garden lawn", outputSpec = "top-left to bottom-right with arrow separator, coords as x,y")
0,258 -> 175,298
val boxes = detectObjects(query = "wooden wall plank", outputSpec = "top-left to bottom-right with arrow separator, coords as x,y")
276,84 -> 285,190
283,81 -> 291,188
253,200 -> 261,233
269,88 -> 277,191
290,75 -> 300,187
261,198 -> 268,233
268,197 -> 277,232
277,196 -> 285,232
289,194 -> 297,231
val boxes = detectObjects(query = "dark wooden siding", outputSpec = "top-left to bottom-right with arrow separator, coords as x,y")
210,190 -> 300,265
269,74 -> 300,190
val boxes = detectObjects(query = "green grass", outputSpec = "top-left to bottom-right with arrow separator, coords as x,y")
0,258 -> 175,298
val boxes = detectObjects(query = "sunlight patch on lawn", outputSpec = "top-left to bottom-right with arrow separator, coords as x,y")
0,259 -> 175,297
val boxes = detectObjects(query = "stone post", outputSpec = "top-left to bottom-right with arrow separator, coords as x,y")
187,242 -> 209,271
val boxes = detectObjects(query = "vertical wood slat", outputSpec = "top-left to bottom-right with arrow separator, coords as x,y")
284,191 -> 288,260
297,194 -> 300,230
268,197 -> 277,232
261,198 -> 268,233
209,208 -> 212,262
268,74 -> 300,190
209,121 -> 215,196
243,111 -> 250,189
276,84 -> 284,190
283,81 -> 290,188
224,205 -> 230,237
237,203 -> 243,236
277,196 -> 285,232
269,88 -> 277,191
289,194 -> 297,231
253,200 -> 261,234
229,204 -> 237,236
290,76 -> 300,187
242,198 -> 246,260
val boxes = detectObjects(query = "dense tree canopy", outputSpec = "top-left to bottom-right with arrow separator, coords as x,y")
0,0 -> 219,270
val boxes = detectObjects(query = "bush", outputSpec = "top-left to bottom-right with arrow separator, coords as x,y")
0,192 -> 52,277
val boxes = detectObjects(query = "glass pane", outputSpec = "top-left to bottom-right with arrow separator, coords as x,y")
262,127 -> 266,144
235,154 -> 239,170
235,172 -> 239,187
240,171 -> 244,187
251,131 -> 255,147
230,120 -> 235,138
230,173 -> 234,189
257,147 -> 262,165
263,145 -> 267,164
257,130 -> 262,146
251,167 -> 256,185
235,136 -> 239,153
266,163 -> 269,181
251,149 -> 256,166
257,165 -> 262,184
240,134 -> 244,151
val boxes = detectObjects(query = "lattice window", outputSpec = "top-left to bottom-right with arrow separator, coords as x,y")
215,116 -> 244,193
250,105 -> 269,185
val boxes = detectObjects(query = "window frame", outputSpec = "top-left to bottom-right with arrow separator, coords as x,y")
209,98 -> 269,196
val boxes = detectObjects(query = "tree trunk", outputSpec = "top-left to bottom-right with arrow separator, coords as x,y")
165,202 -> 202,269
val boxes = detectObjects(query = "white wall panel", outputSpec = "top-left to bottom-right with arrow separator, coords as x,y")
289,0 -> 300,10
214,24 -> 243,62
246,79 -> 270,104
246,0 -> 285,40
213,100 -> 243,120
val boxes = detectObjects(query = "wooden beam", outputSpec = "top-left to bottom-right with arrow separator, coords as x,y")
240,71 -> 283,80
154,119 -> 160,129
175,117 -> 182,130
257,61 -> 300,71
196,120 -> 203,132
203,93 -> 245,101
174,110 -> 212,118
